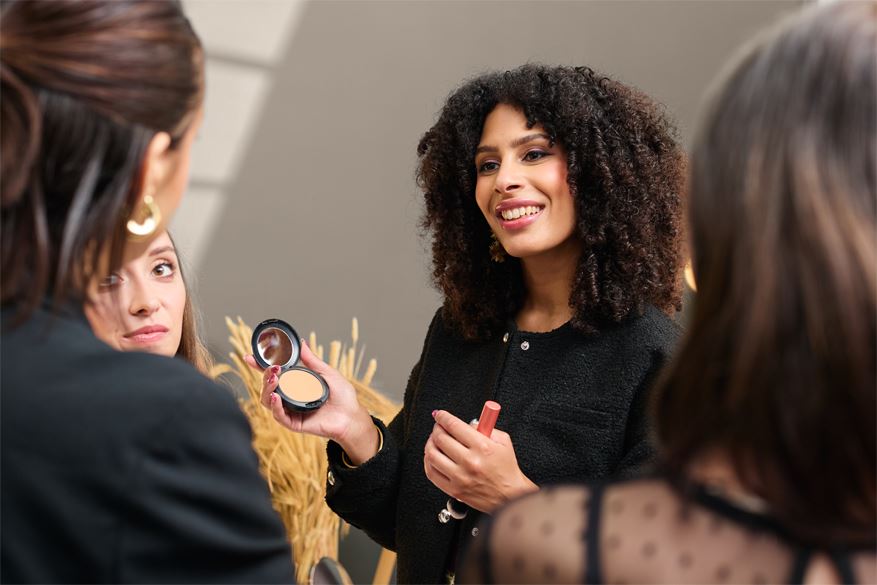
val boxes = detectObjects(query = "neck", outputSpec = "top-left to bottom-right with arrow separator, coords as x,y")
516,240 -> 580,332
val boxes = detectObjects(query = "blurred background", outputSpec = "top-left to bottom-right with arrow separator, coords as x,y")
175,1 -> 802,581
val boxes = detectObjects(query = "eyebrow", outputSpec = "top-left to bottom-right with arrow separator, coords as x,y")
148,246 -> 176,257
475,133 -> 552,155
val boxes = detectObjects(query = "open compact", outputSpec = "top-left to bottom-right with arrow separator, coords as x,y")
251,318 -> 329,412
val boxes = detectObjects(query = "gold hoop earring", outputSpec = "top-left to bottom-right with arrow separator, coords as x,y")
489,232 -> 506,263
126,194 -> 161,239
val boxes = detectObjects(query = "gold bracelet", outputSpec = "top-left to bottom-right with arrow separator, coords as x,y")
341,423 -> 384,468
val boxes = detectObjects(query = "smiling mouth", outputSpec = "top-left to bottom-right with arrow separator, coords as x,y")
496,205 -> 544,221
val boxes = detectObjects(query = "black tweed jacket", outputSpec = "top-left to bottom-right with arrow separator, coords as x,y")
326,305 -> 680,584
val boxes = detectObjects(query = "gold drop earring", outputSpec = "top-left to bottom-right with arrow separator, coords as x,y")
126,194 -> 161,240
489,232 -> 506,263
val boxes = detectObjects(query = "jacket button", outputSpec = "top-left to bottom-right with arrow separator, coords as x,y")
502,333 -> 509,343
327,471 -> 335,486
471,527 -> 480,537
520,340 -> 530,351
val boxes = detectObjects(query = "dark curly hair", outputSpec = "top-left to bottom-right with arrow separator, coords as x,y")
416,64 -> 685,340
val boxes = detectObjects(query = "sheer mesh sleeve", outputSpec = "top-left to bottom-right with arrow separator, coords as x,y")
460,478 -> 874,584
459,485 -> 591,584
597,480 -> 794,584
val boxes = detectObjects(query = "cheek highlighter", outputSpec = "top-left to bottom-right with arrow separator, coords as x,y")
278,369 -> 326,405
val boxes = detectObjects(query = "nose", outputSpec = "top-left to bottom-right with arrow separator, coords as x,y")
494,159 -> 523,194
129,283 -> 160,316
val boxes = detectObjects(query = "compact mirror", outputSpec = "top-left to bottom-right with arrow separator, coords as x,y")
251,318 -> 329,412
256,325 -> 296,367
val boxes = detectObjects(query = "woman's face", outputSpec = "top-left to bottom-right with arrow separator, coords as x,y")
474,104 -> 578,262
85,231 -> 186,358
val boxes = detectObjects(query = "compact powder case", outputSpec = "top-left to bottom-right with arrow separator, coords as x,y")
251,318 -> 329,412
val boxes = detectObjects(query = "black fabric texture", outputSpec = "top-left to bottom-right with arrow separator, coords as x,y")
325,305 -> 679,583
1,304 -> 296,583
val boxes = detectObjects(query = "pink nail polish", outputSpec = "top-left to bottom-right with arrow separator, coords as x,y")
432,410 -> 437,418
270,393 -> 277,404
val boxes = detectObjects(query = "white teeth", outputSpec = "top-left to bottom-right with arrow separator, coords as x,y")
500,206 -> 542,221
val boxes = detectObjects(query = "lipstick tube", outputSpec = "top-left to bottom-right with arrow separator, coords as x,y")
437,400 -> 501,523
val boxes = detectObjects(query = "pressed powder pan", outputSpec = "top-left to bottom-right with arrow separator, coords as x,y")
251,318 -> 329,412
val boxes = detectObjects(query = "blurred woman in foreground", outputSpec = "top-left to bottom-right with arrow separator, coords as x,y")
0,1 -> 294,581
461,3 -> 876,583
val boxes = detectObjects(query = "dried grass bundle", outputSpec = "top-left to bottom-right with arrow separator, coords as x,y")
210,317 -> 400,584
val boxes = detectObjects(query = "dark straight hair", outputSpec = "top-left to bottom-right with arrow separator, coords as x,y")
0,0 -> 203,324
653,2 -> 876,547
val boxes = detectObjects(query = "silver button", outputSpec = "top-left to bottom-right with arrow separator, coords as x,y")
471,527 -> 480,537
502,332 -> 509,343
327,471 -> 335,486
520,340 -> 530,350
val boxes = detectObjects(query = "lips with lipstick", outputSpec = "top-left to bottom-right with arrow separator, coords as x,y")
495,199 -> 545,230
124,325 -> 169,344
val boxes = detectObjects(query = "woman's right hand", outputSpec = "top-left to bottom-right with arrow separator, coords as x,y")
244,341 -> 381,465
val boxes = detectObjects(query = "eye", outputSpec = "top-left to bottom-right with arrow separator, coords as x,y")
98,273 -> 122,289
523,149 -> 549,162
152,261 -> 176,279
478,160 -> 500,174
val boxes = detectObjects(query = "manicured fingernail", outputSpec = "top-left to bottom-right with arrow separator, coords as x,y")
270,393 -> 277,404
432,410 -> 437,418
268,374 -> 277,385
271,365 -> 281,374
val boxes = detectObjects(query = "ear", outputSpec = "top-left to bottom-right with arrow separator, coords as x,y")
134,131 -> 173,206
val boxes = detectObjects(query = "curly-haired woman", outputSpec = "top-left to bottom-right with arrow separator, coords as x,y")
253,64 -> 685,583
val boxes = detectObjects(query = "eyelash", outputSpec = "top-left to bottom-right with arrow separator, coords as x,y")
152,261 -> 176,278
478,161 -> 500,173
477,149 -> 551,174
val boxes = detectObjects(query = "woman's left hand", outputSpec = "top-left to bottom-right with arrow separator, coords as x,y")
424,409 -> 538,514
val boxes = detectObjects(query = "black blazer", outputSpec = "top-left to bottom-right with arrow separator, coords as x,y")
1,304 -> 295,583
325,306 -> 680,583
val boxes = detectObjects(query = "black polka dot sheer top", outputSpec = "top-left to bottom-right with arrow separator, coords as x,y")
459,477 -> 876,584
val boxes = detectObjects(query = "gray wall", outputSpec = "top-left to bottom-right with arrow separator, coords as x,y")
179,2 -> 801,582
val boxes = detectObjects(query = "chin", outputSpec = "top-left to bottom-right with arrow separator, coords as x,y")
503,245 -> 544,259
121,341 -> 175,358
154,344 -> 179,359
